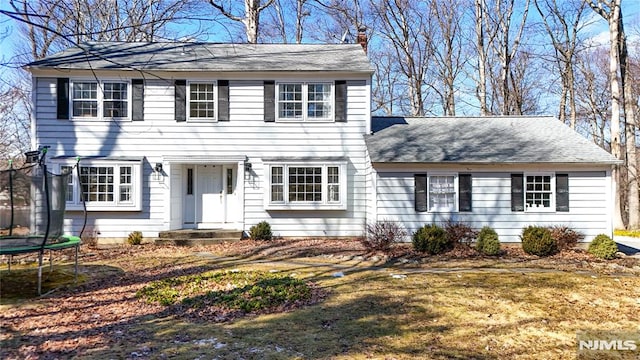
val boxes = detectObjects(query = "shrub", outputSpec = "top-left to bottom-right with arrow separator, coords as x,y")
588,234 -> 618,260
476,226 -> 501,256
250,221 -> 273,241
127,231 -> 143,245
444,221 -> 478,247
362,220 -> 407,252
521,225 -> 557,256
412,224 -> 451,255
81,227 -> 99,249
548,225 -> 584,251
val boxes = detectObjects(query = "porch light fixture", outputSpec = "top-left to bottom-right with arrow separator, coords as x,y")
154,162 -> 164,182
244,162 -> 252,172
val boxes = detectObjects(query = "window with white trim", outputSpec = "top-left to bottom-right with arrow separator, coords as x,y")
188,82 -> 216,121
429,175 -> 457,211
57,160 -> 142,211
525,174 -> 553,211
277,82 -> 333,121
70,80 -> 130,120
266,163 -> 346,210
415,173 -> 463,213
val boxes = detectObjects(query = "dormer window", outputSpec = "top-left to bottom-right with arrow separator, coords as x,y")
277,82 -> 333,122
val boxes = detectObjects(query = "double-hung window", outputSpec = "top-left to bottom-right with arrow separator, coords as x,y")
525,174 -> 553,211
277,82 -> 333,121
429,175 -> 457,212
70,80 -> 130,119
265,162 -> 346,210
57,159 -> 142,211
188,82 -> 216,121
415,173 -> 471,213
511,173 -> 567,212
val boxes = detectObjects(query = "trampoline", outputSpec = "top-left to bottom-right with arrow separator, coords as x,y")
1,148 -> 84,295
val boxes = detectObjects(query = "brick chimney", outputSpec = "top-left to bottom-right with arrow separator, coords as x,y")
357,26 -> 367,54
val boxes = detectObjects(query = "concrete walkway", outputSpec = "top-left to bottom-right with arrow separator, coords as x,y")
615,236 -> 640,257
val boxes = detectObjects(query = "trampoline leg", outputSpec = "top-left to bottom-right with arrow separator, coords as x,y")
37,251 -> 43,296
8,255 -> 12,272
74,245 -> 78,283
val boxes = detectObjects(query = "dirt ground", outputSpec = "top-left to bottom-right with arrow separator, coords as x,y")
1,239 -> 639,359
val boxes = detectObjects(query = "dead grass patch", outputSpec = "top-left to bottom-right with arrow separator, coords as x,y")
1,242 -> 639,359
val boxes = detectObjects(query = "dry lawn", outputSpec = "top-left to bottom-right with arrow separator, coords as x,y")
1,239 -> 639,359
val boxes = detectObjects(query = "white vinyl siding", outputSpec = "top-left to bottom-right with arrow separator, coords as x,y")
35,76 -> 369,238
376,169 -> 611,242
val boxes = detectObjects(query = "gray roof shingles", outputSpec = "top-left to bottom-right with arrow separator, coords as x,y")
27,42 -> 373,73
366,116 -> 620,164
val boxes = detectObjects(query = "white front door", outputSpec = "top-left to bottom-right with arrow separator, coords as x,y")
182,164 -> 240,228
196,165 -> 224,226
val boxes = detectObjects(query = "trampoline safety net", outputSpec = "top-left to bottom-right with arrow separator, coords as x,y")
0,163 -> 72,248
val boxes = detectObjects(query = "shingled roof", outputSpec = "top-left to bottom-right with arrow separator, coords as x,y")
26,42 -> 373,73
366,116 -> 620,165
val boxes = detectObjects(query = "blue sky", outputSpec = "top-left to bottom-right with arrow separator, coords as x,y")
1,1 -> 639,66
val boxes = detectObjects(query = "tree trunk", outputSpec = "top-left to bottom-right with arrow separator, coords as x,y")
475,0 -> 488,116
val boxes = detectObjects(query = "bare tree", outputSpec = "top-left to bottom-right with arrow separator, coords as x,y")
372,0 -> 432,116
587,0 -> 624,229
263,0 -> 309,43
427,0 -> 467,116
534,0 -> 587,129
617,8 -> 639,228
575,48 -> 611,149
486,0 -> 530,115
207,0 -> 275,43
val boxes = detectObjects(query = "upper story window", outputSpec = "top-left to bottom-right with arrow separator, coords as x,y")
188,82 -> 217,121
70,80 -> 130,120
277,82 -> 333,121
56,159 -> 142,211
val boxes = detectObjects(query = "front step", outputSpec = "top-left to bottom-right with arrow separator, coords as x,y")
154,237 -> 241,246
155,229 -> 243,246
157,229 -> 243,240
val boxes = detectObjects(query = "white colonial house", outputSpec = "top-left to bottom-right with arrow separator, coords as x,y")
26,41 -> 620,243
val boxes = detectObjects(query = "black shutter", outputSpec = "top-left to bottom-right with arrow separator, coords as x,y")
264,81 -> 275,122
335,80 -> 347,122
556,173 -> 569,212
511,174 -> 524,212
459,174 -> 472,212
415,174 -> 427,212
57,78 -> 69,120
132,79 -> 144,121
218,80 -> 229,121
175,80 -> 186,122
